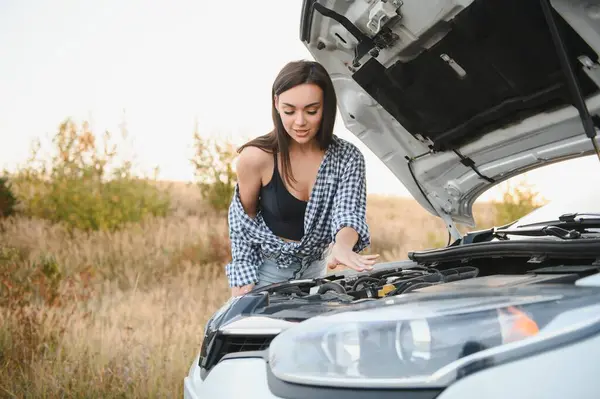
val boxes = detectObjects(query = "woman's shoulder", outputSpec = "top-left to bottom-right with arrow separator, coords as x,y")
237,145 -> 273,173
331,136 -> 364,162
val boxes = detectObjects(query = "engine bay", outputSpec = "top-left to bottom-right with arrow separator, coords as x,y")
252,259 -> 600,315
199,255 -> 600,376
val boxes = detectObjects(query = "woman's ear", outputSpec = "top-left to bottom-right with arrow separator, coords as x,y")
273,95 -> 280,113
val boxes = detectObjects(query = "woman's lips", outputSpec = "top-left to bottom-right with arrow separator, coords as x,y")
294,129 -> 309,137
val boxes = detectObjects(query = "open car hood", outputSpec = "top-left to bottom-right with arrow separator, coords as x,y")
300,0 -> 600,238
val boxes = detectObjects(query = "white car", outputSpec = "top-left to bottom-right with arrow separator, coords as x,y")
184,0 -> 600,398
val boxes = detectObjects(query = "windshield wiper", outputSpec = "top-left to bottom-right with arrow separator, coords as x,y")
461,224 -> 595,244
518,213 -> 600,228
494,225 -> 584,240
558,212 -> 600,221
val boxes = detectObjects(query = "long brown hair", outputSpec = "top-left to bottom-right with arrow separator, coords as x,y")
237,60 -> 337,189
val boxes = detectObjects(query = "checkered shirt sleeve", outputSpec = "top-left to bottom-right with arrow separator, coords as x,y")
331,146 -> 370,252
224,187 -> 264,287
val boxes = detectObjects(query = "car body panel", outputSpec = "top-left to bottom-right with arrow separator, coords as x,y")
300,0 -> 600,236
185,330 -> 600,399
184,357 -> 281,399
437,330 -> 600,399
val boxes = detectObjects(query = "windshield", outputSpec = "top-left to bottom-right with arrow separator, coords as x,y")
510,185 -> 600,228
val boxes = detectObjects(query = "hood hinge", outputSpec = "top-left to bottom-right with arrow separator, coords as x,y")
437,210 -> 462,242
408,155 -> 463,242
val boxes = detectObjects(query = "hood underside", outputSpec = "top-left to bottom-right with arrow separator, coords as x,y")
301,0 -> 600,236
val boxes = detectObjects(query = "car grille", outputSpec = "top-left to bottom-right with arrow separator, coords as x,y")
202,334 -> 276,371
216,335 -> 274,358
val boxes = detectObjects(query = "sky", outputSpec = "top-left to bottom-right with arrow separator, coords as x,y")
0,0 -> 597,204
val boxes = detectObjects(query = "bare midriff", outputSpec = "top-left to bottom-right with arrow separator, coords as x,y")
279,236 -> 301,243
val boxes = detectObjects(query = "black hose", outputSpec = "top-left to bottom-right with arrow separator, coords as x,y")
386,272 -> 444,297
317,282 -> 347,295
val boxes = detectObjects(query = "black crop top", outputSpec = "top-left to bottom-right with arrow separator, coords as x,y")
259,153 -> 307,241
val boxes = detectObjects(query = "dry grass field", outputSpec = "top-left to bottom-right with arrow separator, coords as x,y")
0,180 -> 496,398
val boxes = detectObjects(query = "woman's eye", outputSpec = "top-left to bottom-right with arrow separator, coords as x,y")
283,111 -> 294,115
306,110 -> 318,115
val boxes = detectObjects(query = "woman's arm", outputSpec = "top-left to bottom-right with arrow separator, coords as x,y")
328,147 -> 379,271
236,146 -> 266,218
227,146 -> 270,296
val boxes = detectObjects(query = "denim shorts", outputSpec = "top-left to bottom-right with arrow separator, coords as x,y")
255,253 -> 328,288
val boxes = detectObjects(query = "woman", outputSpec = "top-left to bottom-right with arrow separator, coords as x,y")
226,60 -> 379,297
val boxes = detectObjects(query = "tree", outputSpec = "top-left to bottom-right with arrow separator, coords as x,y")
190,123 -> 238,213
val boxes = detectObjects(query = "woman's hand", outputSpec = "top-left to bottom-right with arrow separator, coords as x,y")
231,284 -> 255,297
326,242 -> 380,272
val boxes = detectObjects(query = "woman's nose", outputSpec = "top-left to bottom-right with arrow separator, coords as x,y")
295,112 -> 306,126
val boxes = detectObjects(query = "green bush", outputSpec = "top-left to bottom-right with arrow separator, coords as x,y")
493,179 -> 546,226
0,246 -> 63,309
0,175 -> 17,218
190,128 -> 237,213
10,118 -> 170,232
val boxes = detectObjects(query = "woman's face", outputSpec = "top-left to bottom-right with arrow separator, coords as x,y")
275,83 -> 324,145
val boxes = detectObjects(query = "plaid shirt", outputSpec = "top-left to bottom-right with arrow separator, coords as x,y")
225,135 -> 371,287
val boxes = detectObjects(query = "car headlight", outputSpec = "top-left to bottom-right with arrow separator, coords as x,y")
268,286 -> 600,388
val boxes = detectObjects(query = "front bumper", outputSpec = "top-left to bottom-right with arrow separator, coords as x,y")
185,330 -> 600,399
184,356 -> 281,399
